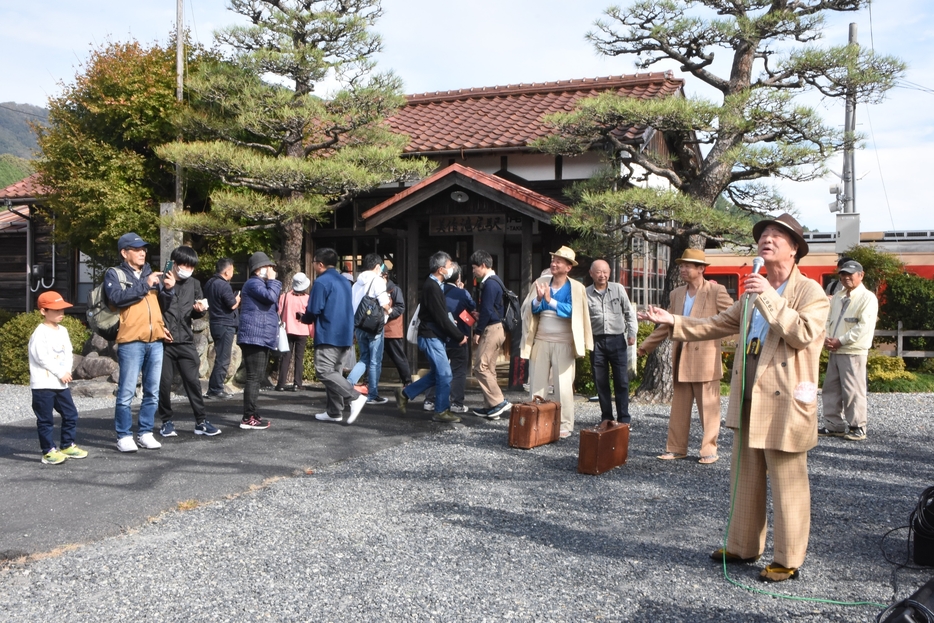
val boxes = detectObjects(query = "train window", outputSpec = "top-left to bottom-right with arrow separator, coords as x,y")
708,274 -> 738,297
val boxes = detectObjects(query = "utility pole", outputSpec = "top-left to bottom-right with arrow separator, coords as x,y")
834,23 -> 860,253
161,0 -> 184,268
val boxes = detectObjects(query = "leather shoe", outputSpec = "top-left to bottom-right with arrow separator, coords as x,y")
710,548 -> 760,564
759,563 -> 799,582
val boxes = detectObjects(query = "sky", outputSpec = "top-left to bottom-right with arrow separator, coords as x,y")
3,0 -> 933,234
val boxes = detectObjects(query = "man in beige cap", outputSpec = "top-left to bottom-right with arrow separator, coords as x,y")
640,213 -> 828,583
638,249 -> 733,464
521,246 -> 593,438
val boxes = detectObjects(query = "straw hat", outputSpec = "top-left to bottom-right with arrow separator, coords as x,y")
752,213 -> 809,259
674,249 -> 710,266
549,245 -> 578,267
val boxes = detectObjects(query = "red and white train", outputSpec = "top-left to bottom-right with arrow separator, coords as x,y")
703,229 -> 934,298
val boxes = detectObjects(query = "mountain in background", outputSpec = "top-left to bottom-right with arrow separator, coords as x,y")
0,154 -> 35,189
0,102 -> 47,159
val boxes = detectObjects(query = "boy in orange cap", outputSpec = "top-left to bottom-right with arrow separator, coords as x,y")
29,291 -> 88,465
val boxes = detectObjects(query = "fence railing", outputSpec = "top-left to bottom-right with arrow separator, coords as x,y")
874,321 -> 934,358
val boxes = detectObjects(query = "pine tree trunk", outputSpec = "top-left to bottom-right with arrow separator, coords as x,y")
279,214 -> 303,288
633,339 -> 673,404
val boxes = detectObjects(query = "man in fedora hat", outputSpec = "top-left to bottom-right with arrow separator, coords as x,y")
638,249 -> 733,464
521,245 -> 593,438
640,213 -> 828,582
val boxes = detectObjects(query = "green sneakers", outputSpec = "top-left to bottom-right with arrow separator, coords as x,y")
60,444 -> 89,459
41,449 -> 67,465
42,445 -> 88,464
432,410 -> 461,423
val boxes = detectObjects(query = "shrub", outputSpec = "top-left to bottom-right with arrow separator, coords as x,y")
0,311 -> 89,384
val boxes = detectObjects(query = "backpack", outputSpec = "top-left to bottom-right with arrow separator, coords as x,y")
86,268 -> 128,341
354,277 -> 385,334
489,275 -> 521,333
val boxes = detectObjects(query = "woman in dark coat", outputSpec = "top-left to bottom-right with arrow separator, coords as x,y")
237,252 -> 281,429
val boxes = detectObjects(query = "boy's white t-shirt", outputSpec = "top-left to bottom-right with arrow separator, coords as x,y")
28,323 -> 73,390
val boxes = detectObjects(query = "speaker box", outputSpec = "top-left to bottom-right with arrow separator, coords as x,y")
913,504 -> 934,567
880,578 -> 934,623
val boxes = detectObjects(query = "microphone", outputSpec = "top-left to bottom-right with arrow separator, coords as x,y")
751,256 -> 765,275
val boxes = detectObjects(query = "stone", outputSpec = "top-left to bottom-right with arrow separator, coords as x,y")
74,352 -> 119,380
69,380 -> 117,399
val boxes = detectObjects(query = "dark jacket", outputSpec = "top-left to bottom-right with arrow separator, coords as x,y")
158,275 -> 205,345
303,267 -> 354,348
383,279 -> 406,340
238,275 -> 282,349
443,283 -> 475,340
204,274 -> 239,328
418,275 -> 464,343
476,274 -> 504,333
104,263 -> 167,344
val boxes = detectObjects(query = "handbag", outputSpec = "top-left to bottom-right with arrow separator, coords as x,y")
406,304 -> 421,344
276,293 -> 291,353
354,277 -> 385,334
276,322 -> 290,352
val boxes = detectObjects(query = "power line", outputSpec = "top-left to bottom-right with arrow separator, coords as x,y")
0,103 -> 47,120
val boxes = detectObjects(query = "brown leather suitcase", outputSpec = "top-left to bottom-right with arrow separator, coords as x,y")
577,420 -> 629,475
508,396 -> 560,449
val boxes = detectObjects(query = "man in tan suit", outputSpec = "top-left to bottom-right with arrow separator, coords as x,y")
638,249 -> 733,464
640,214 -> 828,582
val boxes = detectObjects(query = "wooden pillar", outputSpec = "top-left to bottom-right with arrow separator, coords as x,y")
406,219 -> 420,367
508,215 -> 534,390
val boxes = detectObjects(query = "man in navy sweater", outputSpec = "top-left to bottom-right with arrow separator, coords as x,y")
469,250 -> 511,419
394,251 -> 467,423
303,248 -> 367,424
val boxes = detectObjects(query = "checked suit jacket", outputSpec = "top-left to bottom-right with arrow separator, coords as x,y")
641,279 -> 734,383
671,266 -> 829,453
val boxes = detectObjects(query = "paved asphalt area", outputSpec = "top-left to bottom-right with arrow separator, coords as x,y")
0,386 -> 488,559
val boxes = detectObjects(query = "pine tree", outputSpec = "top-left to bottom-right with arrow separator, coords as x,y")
157,0 -> 430,282
535,0 -> 905,401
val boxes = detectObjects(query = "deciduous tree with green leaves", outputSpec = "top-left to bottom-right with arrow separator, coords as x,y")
156,0 -> 431,282
35,40 -> 215,262
535,0 -> 905,401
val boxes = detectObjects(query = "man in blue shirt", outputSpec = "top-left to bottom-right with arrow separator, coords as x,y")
303,248 -> 367,424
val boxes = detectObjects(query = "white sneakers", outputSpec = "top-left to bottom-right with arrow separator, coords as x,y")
137,432 -> 162,449
315,412 -> 342,422
117,433 -> 163,452
347,394 -> 367,424
116,436 -> 138,453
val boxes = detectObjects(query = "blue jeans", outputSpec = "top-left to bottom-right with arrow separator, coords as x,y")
115,341 -> 163,439
404,336 -> 452,413
32,388 -> 79,453
355,328 -> 385,399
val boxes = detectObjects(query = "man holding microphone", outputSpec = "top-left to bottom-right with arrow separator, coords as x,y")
639,214 -> 828,582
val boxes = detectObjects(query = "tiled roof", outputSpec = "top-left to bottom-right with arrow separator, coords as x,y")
0,173 -> 49,200
388,72 -> 683,154
362,163 -> 567,229
0,205 -> 29,233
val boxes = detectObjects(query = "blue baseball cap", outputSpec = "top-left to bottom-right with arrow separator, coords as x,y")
118,232 -> 149,250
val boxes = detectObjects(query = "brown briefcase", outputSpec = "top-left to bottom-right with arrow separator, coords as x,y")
577,420 -> 629,475
508,396 -> 560,449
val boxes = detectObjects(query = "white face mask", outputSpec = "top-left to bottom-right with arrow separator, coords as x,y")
176,267 -> 193,280
443,266 -> 454,280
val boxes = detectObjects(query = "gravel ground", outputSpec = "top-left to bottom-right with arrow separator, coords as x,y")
0,383 -> 122,426
0,387 -> 932,622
